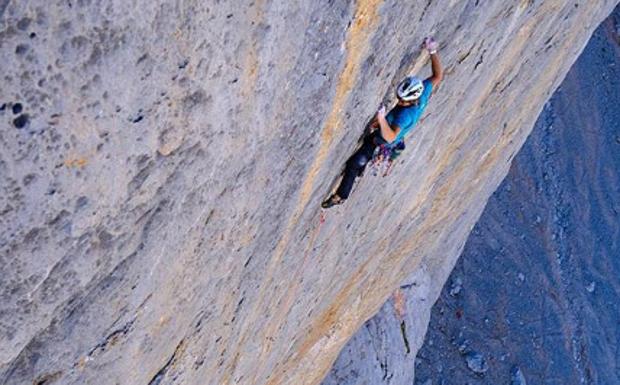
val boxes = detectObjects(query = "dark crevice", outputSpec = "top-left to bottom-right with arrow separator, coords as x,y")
457,45 -> 475,64
178,58 -> 189,69
544,34 -> 555,46
13,113 -> 30,128
87,318 -> 136,358
400,321 -> 411,354
204,208 -> 215,226
147,339 -> 186,385
33,371 -> 63,385
380,361 -> 388,381
474,49 -> 486,71
418,0 -> 433,22
243,255 -> 253,268
496,74 -> 518,94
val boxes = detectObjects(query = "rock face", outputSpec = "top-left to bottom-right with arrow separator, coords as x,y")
322,268 -> 435,385
0,1 -> 617,385
325,6 -> 620,385
414,7 -> 620,384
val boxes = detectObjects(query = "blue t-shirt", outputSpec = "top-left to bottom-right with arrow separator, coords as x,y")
385,79 -> 433,146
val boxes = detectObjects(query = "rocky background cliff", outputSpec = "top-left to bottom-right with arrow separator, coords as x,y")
325,5 -> 620,385
1,1 -> 618,385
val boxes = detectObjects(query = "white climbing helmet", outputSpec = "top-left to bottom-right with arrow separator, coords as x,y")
397,76 -> 424,102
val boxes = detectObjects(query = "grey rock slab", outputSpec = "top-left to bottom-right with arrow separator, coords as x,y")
0,1 -> 618,385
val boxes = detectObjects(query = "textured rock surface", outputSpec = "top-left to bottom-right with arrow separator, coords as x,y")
0,1 -> 617,385
322,267 -> 434,385
325,5 -> 620,385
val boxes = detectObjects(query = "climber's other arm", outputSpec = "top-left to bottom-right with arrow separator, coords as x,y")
377,106 -> 400,143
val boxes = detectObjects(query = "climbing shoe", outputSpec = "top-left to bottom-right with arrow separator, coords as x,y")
321,194 -> 343,209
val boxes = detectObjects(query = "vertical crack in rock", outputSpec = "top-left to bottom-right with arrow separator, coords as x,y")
399,321 -> 410,354
147,339 -> 186,385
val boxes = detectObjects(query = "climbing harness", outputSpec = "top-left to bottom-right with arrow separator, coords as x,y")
369,141 -> 405,177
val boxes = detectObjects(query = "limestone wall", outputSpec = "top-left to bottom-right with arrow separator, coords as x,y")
0,1 -> 617,384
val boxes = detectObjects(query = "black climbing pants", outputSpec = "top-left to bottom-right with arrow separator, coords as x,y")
336,131 -> 383,199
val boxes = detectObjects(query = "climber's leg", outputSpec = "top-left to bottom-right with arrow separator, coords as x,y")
322,132 -> 381,208
336,150 -> 370,199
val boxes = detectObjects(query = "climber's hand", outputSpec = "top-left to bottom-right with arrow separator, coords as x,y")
422,36 -> 438,55
369,116 -> 380,131
377,105 -> 386,119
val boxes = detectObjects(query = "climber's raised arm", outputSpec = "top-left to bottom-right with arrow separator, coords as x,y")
423,37 -> 443,88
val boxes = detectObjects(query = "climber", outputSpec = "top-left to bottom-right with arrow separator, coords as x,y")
321,37 -> 444,208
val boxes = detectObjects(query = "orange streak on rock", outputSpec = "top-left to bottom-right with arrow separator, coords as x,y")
229,1 -> 385,384
64,157 -> 88,168
266,256 -> 374,385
